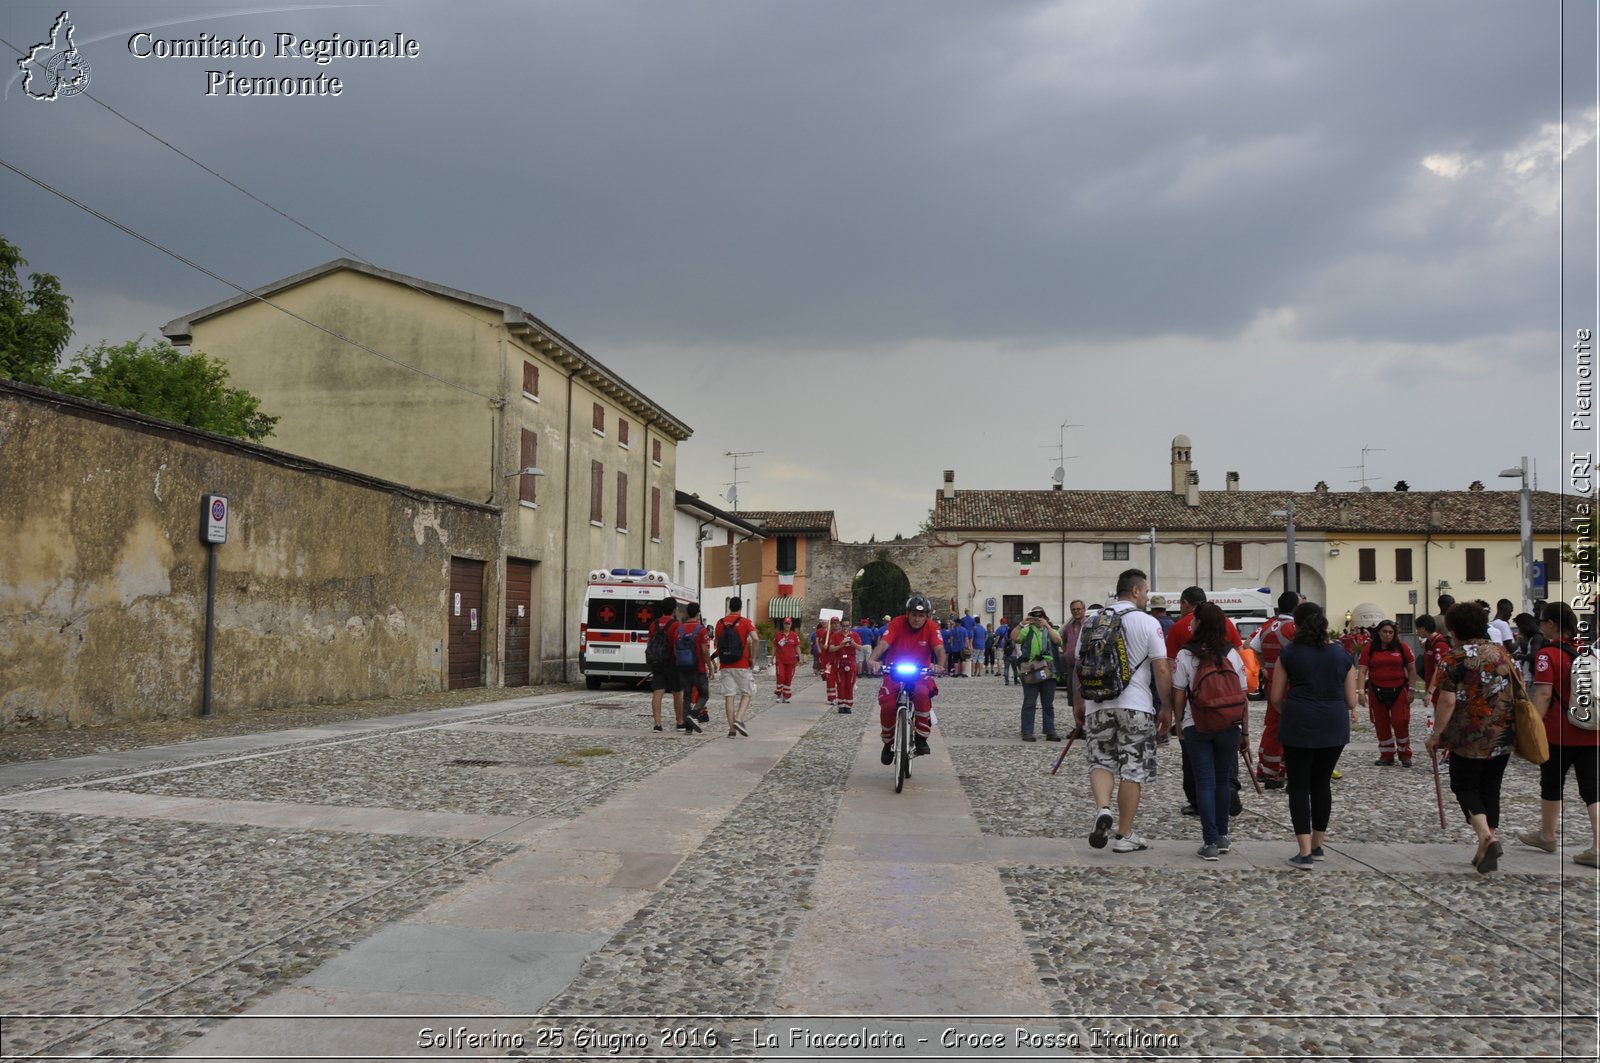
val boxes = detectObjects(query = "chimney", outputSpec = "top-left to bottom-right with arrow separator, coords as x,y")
1225,471 -> 1240,492
942,469 -> 955,500
1314,480 -> 1329,493
1170,435 -> 1193,497
1185,470 -> 1200,508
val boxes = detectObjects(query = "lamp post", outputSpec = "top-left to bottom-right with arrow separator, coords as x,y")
1271,498 -> 1297,595
1499,456 -> 1532,614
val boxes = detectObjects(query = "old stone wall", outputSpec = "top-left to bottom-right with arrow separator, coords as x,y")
802,537 -> 958,619
0,382 -> 501,730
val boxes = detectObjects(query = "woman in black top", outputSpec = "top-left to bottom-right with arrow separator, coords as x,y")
1269,602 -> 1359,870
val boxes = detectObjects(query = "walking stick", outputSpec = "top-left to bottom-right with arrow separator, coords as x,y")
1429,746 -> 1446,829
1239,744 -> 1264,795
1050,727 -> 1083,775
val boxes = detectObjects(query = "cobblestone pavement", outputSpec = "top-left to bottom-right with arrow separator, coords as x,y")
0,670 -> 1595,1061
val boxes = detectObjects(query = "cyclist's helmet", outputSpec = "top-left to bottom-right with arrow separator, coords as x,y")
905,594 -> 931,615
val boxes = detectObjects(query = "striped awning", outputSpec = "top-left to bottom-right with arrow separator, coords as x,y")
767,596 -> 805,619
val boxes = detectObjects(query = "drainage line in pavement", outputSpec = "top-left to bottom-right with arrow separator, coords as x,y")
25,704 -> 765,1059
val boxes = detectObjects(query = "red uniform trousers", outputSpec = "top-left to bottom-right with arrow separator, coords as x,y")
1257,675 -> 1286,783
878,678 -> 936,743
774,657 -> 797,700
833,658 -> 857,711
1368,684 -> 1413,762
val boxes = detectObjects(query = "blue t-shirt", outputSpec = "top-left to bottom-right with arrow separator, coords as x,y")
973,624 -> 989,650
1278,642 -> 1354,748
947,625 -> 970,653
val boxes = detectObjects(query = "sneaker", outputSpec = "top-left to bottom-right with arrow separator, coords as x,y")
1229,795 -> 1243,816
1045,733 -> 1061,742
1309,846 -> 1326,861
727,729 -> 737,738
1180,804 -> 1200,816
1516,829 -> 1557,853
880,743 -> 895,765
732,719 -> 749,737
838,707 -> 852,714
1020,733 -> 1037,742
699,710 -> 710,722
1197,843 -> 1220,861
683,716 -> 702,734
1262,778 -> 1285,790
1112,832 -> 1150,853
1216,835 -> 1231,853
1089,809 -> 1114,850
1399,758 -> 1414,768
1287,853 -> 1315,871
1574,848 -> 1600,868
914,735 -> 931,757
1374,757 -> 1395,766
652,725 -> 663,732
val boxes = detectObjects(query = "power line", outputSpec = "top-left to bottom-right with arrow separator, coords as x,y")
0,154 -> 496,402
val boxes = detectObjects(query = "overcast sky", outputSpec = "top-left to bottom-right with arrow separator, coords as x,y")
4,0 -> 1594,539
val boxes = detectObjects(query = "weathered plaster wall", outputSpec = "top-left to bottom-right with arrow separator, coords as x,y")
0,383 -> 500,730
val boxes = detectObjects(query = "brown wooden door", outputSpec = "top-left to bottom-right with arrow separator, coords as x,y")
505,558 -> 533,686
448,557 -> 485,689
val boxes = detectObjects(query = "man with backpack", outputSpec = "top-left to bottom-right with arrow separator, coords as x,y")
1072,568 -> 1173,853
675,602 -> 713,727
645,599 -> 696,733
715,597 -> 759,738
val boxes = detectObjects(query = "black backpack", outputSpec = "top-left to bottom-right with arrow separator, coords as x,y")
644,619 -> 673,666
716,620 -> 745,665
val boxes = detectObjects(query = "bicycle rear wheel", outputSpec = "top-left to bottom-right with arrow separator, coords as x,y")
895,703 -> 911,793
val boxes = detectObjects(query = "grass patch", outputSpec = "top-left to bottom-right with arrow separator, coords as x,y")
573,747 -> 614,757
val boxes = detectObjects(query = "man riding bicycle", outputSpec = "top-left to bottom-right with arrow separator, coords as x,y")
867,594 -> 948,765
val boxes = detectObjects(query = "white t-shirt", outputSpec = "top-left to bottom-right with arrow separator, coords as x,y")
1171,647 -> 1249,732
1084,601 -> 1168,714
1487,618 -> 1514,646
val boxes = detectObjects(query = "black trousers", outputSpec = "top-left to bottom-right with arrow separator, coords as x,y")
1449,753 -> 1511,827
1283,744 -> 1344,836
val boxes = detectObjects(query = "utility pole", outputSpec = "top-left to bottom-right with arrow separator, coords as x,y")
723,450 -> 762,597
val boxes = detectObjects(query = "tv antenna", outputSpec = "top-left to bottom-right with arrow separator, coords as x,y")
1040,420 -> 1082,487
723,450 -> 762,511
1341,444 -> 1387,492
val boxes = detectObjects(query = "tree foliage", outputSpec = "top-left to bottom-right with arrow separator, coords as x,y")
57,339 -> 279,441
853,556 -> 910,622
0,235 -> 73,384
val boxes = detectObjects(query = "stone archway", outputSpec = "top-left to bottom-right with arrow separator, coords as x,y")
853,558 -> 910,622
803,538 -> 956,621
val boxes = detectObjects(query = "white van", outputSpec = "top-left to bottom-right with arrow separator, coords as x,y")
579,568 -> 698,689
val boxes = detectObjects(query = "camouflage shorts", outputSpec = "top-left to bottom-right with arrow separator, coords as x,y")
1084,705 -> 1159,784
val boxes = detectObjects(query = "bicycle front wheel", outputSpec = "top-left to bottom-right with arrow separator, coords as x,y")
895,703 -> 911,793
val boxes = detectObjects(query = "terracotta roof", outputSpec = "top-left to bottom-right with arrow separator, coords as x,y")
741,510 -> 838,535
932,489 -> 1577,535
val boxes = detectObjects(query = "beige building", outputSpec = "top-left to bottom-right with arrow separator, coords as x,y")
163,260 -> 691,684
933,438 -> 1581,635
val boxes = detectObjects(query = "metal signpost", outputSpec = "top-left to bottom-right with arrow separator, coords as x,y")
201,494 -> 228,718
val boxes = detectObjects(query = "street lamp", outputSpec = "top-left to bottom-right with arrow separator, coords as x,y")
1498,456 -> 1532,614
504,466 -> 546,477
1270,498 -> 1298,595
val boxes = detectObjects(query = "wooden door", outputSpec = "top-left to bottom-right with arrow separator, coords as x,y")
448,557 -> 485,689
505,558 -> 533,686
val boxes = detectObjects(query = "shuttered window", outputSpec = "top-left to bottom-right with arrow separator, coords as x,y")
1466,548 -> 1486,582
617,471 -> 629,531
1223,542 -> 1243,571
650,487 -> 661,541
1358,548 -> 1376,582
652,439 -> 662,466
618,418 -> 630,447
1544,548 -> 1561,583
1395,548 -> 1413,582
592,403 -> 604,435
518,429 -> 537,504
522,362 -> 539,398
590,460 -> 603,524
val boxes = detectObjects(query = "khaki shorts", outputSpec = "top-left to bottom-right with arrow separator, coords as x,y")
718,667 -> 756,698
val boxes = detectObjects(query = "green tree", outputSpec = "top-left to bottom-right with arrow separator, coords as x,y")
853,554 -> 910,622
915,508 -> 936,536
57,339 -> 279,441
0,235 -> 73,384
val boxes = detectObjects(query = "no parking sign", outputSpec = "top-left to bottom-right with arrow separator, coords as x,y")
202,494 -> 229,544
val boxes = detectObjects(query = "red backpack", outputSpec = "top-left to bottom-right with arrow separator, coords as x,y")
1189,656 -> 1248,732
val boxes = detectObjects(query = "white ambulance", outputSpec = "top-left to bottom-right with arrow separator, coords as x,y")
579,569 -> 699,689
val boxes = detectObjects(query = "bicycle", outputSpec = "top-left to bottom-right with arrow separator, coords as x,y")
886,662 -> 932,793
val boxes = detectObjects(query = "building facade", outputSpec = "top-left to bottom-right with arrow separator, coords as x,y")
933,438 -> 1581,633
674,491 -> 766,618
163,259 -> 692,683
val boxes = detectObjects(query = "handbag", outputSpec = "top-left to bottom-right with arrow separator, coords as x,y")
1021,660 -> 1053,684
1508,668 -> 1549,765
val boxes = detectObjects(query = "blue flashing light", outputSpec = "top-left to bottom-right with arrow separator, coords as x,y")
611,568 -> 629,576
628,568 -> 648,576
893,662 -> 920,678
